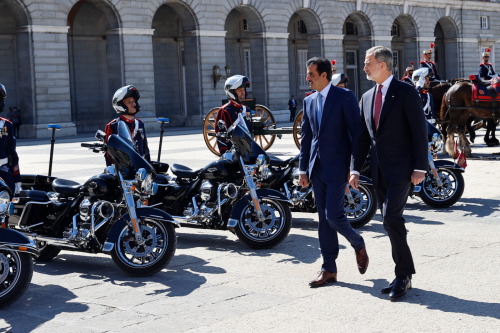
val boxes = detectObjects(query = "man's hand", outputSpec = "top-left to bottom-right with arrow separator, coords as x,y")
411,171 -> 425,185
348,174 -> 360,190
298,174 -> 309,188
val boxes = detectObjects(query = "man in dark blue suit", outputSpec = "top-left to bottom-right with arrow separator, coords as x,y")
349,46 -> 428,301
299,57 -> 369,288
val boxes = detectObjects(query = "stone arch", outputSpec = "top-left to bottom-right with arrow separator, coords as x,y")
224,5 -> 267,106
435,17 -> 459,79
343,11 -> 373,97
67,0 -> 122,133
288,9 -> 322,98
152,2 -> 200,126
391,15 -> 418,80
0,0 -> 33,136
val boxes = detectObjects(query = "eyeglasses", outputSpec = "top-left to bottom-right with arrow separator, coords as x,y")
484,56 -> 490,58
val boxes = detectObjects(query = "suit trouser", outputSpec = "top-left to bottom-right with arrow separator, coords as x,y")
311,161 -> 364,273
375,170 -> 416,278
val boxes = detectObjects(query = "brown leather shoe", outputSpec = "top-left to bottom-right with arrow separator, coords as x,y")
355,246 -> 369,274
309,270 -> 337,288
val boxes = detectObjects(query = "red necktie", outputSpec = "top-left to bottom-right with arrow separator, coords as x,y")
374,84 -> 383,130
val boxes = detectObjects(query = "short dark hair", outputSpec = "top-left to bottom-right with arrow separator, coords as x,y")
306,57 -> 332,81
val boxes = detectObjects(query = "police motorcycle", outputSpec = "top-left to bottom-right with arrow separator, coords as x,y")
150,116 -> 292,249
254,154 -> 377,229
412,122 -> 465,208
10,122 -> 178,276
0,179 -> 39,307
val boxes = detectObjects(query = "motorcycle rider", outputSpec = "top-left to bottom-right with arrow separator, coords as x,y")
104,85 -> 151,165
0,83 -> 21,195
412,68 -> 435,124
215,75 -> 253,154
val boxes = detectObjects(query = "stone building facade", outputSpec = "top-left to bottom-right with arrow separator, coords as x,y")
1,0 -> 499,138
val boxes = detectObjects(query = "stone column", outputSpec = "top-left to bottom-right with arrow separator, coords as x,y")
26,25 -> 76,138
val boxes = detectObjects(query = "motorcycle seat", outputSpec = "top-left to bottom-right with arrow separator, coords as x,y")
269,156 -> 294,167
170,163 -> 201,179
52,178 -> 82,195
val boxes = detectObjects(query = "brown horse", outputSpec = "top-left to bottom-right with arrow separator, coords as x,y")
429,82 -> 452,122
440,81 -> 500,157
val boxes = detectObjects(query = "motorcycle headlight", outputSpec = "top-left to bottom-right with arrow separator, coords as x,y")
141,172 -> 158,195
0,190 -> 11,215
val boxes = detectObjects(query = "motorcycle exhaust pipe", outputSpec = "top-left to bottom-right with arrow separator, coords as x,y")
222,183 -> 238,199
29,234 -> 80,249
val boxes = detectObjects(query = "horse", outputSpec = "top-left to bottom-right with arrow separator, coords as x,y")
440,81 -> 500,157
429,81 -> 452,123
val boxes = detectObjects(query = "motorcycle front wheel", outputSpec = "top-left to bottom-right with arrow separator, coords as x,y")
345,183 -> 378,228
418,168 -> 465,208
0,250 -> 34,307
234,198 -> 292,249
111,218 -> 176,276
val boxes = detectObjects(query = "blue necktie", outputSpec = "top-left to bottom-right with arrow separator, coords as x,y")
317,93 -> 323,129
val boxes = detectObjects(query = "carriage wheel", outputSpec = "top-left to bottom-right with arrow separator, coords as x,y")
292,109 -> 303,149
203,107 -> 221,156
253,104 -> 276,151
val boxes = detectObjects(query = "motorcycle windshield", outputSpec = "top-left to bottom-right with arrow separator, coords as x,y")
106,122 -> 154,179
229,116 -> 268,164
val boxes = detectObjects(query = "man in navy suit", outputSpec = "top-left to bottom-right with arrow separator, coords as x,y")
299,57 -> 369,288
349,46 -> 428,300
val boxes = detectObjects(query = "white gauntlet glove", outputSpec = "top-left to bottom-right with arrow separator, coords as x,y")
14,182 -> 22,195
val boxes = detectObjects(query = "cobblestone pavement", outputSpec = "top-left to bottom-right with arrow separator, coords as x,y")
2,126 -> 499,332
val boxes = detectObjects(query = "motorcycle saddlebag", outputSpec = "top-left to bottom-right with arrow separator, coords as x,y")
9,190 -> 52,227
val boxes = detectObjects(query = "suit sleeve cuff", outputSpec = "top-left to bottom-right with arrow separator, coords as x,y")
299,171 -> 307,175
414,169 -> 426,173
350,170 -> 360,176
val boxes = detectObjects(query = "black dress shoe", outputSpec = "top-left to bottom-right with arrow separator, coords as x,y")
380,279 -> 396,294
389,277 -> 412,301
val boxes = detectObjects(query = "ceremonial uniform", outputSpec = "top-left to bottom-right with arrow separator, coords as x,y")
0,117 -> 21,193
420,60 -> 441,81
104,115 -> 150,166
215,100 -> 253,154
479,62 -> 496,80
401,75 -> 414,86
416,88 -> 435,123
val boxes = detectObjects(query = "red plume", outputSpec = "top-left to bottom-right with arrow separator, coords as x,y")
331,59 -> 336,65
486,48 -> 491,52
430,43 -> 435,48
410,61 -> 414,65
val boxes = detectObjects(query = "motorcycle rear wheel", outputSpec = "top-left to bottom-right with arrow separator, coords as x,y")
0,250 -> 34,307
234,198 -> 292,249
345,183 -> 378,228
111,218 -> 176,276
419,168 -> 464,208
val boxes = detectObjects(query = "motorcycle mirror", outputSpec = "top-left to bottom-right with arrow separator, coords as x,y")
95,130 -> 106,142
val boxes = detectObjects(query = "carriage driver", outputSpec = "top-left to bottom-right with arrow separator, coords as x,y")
104,85 -> 151,166
420,47 -> 442,81
0,83 -> 21,195
215,75 -> 253,154
412,68 -> 436,124
479,49 -> 497,81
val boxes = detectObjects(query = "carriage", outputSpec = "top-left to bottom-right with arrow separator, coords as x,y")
202,101 -> 305,155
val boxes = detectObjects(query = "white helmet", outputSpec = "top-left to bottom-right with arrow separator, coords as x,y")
331,73 -> 349,87
112,85 -> 140,114
412,68 -> 433,82
224,75 -> 250,101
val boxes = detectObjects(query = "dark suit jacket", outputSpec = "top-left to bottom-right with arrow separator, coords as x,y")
299,86 -> 360,183
352,77 -> 428,184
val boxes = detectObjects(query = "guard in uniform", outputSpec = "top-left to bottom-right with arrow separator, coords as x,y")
104,85 -> 150,166
412,68 -> 435,124
401,64 -> 415,86
420,44 -> 441,81
479,48 -> 497,81
215,75 -> 253,154
0,83 -> 21,194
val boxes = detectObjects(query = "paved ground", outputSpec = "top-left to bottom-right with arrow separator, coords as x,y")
2,124 -> 500,332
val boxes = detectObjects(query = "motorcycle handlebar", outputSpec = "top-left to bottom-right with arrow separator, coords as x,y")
81,142 -> 106,152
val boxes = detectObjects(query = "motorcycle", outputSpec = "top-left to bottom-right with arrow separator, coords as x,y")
149,116 -> 292,249
10,122 -> 178,276
254,154 -> 378,228
0,179 -> 39,307
360,122 -> 465,208
412,122 -> 465,207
